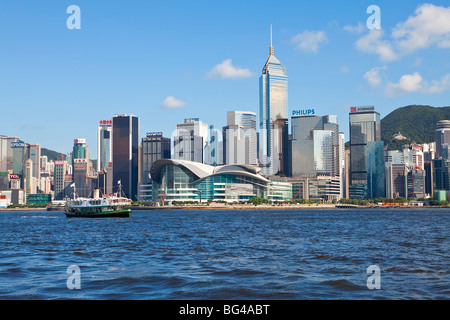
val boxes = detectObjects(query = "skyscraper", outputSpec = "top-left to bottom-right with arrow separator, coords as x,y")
73,138 -> 89,161
173,118 -> 208,163
73,158 -> 90,198
288,114 -> 341,202
223,111 -> 257,165
385,162 -> 407,199
223,124 -> 247,165
435,120 -> 450,159
54,160 -> 67,200
0,137 -> 26,184
26,144 -> 41,184
349,106 -> 385,199
72,138 -> 94,198
23,158 -> 34,194
204,125 -> 222,166
140,132 -> 171,184
259,26 -> 288,176
97,120 -> 113,171
290,115 -> 340,178
112,114 -> 139,200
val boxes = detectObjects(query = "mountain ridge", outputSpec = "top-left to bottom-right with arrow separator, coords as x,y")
381,105 -> 450,150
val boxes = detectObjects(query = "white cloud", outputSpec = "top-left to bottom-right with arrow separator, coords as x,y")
355,29 -> 398,62
343,22 -> 366,34
385,72 -> 450,96
354,4 -> 450,61
385,72 -> 423,96
364,66 -> 387,88
291,30 -> 328,53
161,96 -> 186,109
207,59 -> 254,79
422,74 -> 450,94
392,4 -> 450,54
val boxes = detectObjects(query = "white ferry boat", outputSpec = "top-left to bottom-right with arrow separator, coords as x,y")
64,189 -> 132,218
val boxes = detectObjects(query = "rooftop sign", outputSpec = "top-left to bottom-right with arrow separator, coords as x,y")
146,132 -> 163,137
10,142 -> 25,148
292,109 -> 315,117
350,106 -> 375,113
99,120 -> 112,126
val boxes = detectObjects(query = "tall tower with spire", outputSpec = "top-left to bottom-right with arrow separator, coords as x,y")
259,25 -> 289,176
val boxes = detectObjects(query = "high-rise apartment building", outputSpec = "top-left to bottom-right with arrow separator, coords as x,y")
349,106 -> 385,199
97,120 -> 113,171
259,26 -> 288,176
112,114 -> 139,200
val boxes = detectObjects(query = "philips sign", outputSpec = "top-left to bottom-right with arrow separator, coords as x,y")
292,109 -> 315,117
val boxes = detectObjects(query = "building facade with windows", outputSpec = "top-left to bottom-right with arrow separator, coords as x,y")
349,106 -> 385,199
97,120 -> 113,172
112,114 -> 139,200
149,159 -> 292,204
259,27 -> 288,176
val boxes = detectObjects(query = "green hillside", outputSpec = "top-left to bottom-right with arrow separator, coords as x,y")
381,105 -> 450,150
41,148 -> 97,168
41,148 -> 65,162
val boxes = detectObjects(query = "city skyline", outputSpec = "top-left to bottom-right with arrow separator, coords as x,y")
1,1 -> 450,156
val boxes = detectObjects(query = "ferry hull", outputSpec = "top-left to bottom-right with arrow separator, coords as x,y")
65,209 -> 131,218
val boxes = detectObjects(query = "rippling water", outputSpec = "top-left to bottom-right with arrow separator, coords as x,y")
0,208 -> 448,299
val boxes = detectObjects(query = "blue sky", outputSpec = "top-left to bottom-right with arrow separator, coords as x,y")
1,0 -> 450,156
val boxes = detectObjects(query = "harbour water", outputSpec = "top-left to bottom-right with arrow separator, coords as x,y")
0,208 -> 448,300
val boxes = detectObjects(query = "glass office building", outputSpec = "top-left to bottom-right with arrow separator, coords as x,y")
112,114 -> 139,200
349,107 -> 385,199
73,139 -> 89,161
259,27 -> 288,176
140,132 -> 171,184
290,115 -> 339,178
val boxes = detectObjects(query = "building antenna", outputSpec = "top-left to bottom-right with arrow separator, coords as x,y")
270,24 -> 272,47
270,24 -> 274,56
